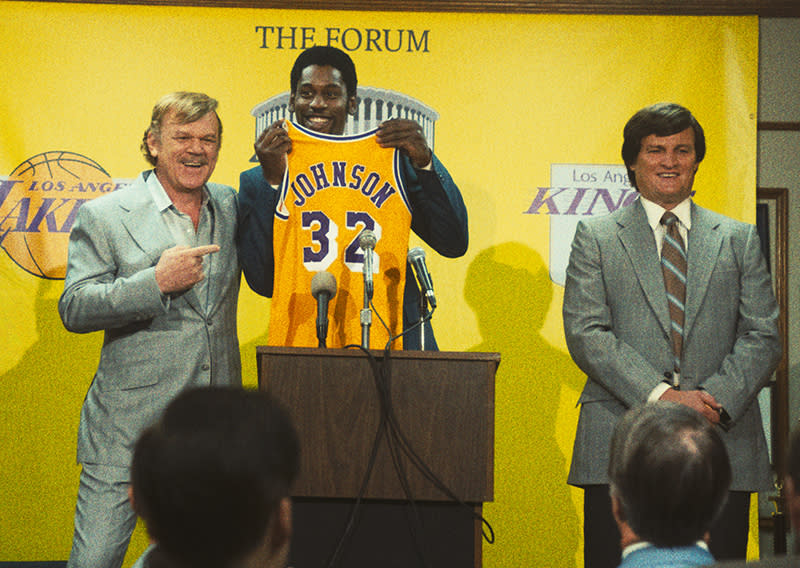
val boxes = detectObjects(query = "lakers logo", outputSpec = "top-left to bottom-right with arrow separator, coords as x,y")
0,151 -> 120,279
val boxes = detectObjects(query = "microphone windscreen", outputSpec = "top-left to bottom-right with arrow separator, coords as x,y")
359,229 -> 377,250
311,271 -> 337,300
407,246 -> 426,263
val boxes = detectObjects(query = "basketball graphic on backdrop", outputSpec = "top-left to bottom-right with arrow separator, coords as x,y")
1,151 -> 113,279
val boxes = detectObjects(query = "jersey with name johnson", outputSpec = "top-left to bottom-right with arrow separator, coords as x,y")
269,121 -> 412,348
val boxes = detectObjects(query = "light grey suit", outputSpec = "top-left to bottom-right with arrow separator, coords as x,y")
59,170 -> 241,567
563,198 -> 780,491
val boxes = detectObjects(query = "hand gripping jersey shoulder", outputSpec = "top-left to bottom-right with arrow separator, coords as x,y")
269,121 -> 412,348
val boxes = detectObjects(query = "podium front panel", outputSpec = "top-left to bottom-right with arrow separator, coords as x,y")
257,347 -> 498,503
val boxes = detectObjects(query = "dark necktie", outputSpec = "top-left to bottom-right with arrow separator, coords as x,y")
661,211 -> 687,376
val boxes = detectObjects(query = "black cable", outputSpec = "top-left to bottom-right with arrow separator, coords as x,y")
324,347 -> 386,568
377,333 -> 496,545
324,309 -> 495,568
373,345 -> 433,568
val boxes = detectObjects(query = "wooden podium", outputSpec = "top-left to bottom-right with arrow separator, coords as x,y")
257,346 -> 499,568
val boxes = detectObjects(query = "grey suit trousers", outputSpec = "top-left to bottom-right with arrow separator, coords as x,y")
67,464 -> 137,568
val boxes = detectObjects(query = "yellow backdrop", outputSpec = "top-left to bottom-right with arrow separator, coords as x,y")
0,2 -> 758,566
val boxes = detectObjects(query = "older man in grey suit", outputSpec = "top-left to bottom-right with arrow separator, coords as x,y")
563,102 -> 781,568
59,91 -> 241,568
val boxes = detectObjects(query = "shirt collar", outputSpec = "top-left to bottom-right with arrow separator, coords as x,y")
621,540 -> 709,559
621,541 -> 653,559
639,194 -> 692,233
145,169 -> 210,212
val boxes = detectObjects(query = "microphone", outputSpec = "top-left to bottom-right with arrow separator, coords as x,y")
407,247 -> 436,309
311,271 -> 337,348
359,229 -> 377,300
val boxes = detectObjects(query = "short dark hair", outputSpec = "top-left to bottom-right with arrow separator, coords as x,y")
131,387 -> 299,568
608,401 -> 730,547
290,46 -> 358,98
621,102 -> 706,189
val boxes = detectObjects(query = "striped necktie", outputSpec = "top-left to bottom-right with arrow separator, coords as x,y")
661,211 -> 687,376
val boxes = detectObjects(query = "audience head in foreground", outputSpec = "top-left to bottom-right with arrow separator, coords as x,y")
609,401 -> 731,564
131,387 -> 299,568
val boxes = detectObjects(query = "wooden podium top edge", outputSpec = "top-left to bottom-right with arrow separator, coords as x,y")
255,345 -> 501,363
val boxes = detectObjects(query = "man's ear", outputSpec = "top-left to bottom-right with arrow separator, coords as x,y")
271,497 -> 292,551
128,485 -> 136,513
611,493 -> 639,549
611,493 -> 625,524
347,95 -> 357,116
146,131 -> 159,161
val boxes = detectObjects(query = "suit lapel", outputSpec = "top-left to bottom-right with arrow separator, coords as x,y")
118,175 -> 174,263
617,200 -> 671,336
204,184 -> 237,314
684,203 -> 723,340
118,173 -> 204,313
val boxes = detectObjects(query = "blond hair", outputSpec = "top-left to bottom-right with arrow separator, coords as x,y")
141,91 -> 222,166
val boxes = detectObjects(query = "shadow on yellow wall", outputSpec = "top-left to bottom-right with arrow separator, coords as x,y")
465,242 -> 585,567
1,278 -> 101,560
0,279 -> 276,564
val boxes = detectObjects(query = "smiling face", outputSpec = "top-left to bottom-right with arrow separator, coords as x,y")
289,64 -> 356,135
630,127 -> 699,210
147,110 -> 220,196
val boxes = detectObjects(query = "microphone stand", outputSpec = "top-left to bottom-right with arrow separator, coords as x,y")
418,294 -> 429,351
361,264 -> 373,350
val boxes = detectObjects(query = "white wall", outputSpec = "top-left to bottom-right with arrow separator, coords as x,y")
757,16 -> 800,556
758,17 -> 800,426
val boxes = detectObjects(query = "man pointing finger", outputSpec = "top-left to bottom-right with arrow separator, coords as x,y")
155,244 -> 221,294
59,91 -> 242,568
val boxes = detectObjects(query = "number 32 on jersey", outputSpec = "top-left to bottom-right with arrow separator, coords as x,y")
302,209 -> 381,274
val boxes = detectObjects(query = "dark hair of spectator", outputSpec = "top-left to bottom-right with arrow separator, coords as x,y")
608,401 -> 730,548
131,387 -> 299,568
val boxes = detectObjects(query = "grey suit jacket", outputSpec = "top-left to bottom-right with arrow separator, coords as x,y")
563,198 -> 780,491
59,171 -> 241,467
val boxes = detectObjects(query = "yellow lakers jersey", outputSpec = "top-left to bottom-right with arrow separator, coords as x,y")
269,121 -> 412,349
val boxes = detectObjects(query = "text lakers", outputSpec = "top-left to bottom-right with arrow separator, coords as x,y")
0,178 -> 122,235
0,151 -> 122,278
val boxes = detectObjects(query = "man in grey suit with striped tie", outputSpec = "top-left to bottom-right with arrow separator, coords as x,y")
563,102 -> 781,568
